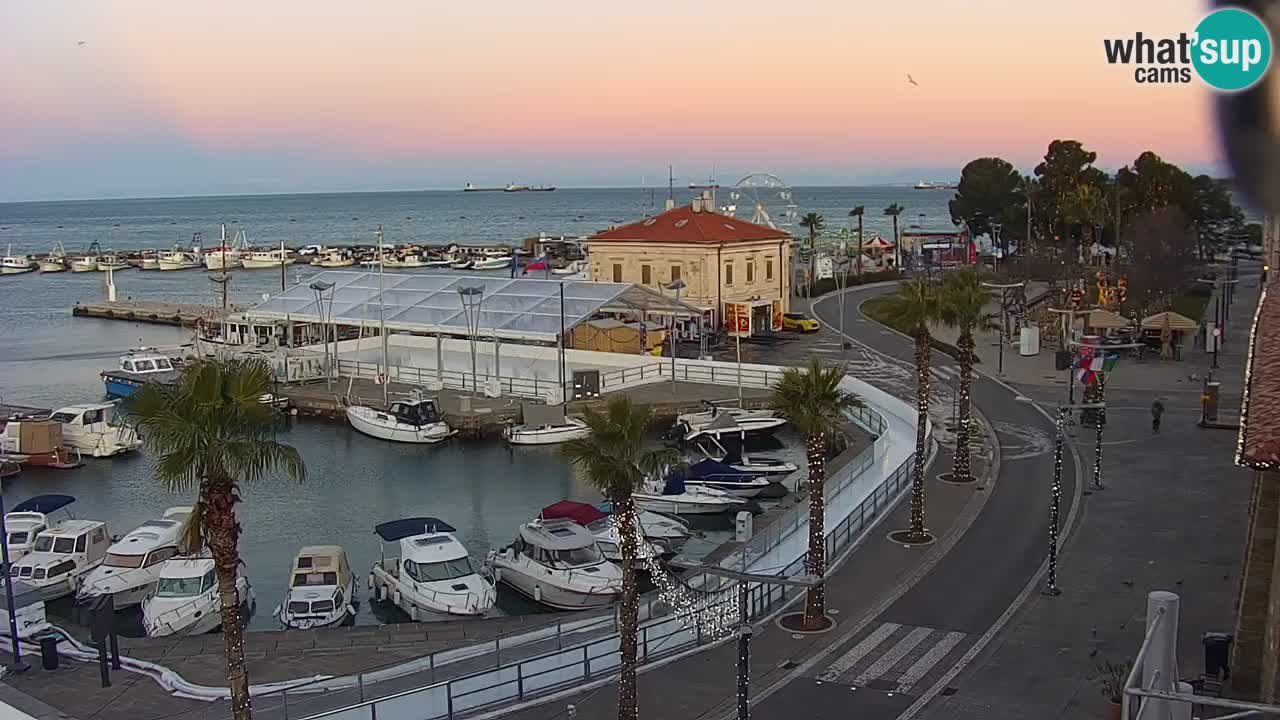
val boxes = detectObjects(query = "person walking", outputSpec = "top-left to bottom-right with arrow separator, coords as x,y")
1151,399 -> 1165,432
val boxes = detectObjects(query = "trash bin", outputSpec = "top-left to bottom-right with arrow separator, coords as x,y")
1203,632 -> 1233,679
39,635 -> 59,670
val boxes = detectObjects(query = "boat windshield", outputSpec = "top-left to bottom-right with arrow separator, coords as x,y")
554,546 -> 603,566
406,557 -> 476,582
33,536 -> 74,554
292,571 -> 338,587
104,552 -> 145,569
156,576 -> 203,597
7,532 -> 27,546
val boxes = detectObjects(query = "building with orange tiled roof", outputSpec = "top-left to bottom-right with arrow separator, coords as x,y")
588,197 -> 794,336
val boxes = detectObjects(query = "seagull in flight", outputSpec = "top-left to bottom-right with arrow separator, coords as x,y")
907,74 -> 918,86
77,41 -> 86,46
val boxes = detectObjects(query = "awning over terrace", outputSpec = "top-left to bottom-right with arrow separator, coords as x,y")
242,270 -> 704,343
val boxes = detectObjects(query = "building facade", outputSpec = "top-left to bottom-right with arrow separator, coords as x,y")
587,199 -> 792,336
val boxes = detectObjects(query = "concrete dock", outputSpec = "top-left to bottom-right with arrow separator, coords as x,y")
72,300 -> 240,327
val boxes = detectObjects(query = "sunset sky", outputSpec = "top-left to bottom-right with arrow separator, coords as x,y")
1,0 -> 1220,201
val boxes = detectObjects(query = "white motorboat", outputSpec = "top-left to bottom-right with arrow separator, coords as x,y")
241,248 -> 295,269
538,502 -> 664,563
369,518 -> 496,621
551,260 -> 584,276
158,249 -> 202,271
504,419 -> 589,445
1,246 -> 35,275
96,254 -> 129,271
46,402 -> 141,457
3,495 -> 77,565
142,556 -> 253,637
276,545 -> 356,629
486,518 -> 622,611
450,259 -> 474,270
39,242 -> 68,273
382,254 -> 428,268
596,503 -> 691,552
424,256 -> 456,267
471,255 -> 513,271
673,402 -> 786,440
346,397 -> 455,444
9,519 -> 113,600
696,435 -> 798,476
70,257 -> 98,272
102,348 -> 180,399
139,252 -> 161,270
75,507 -> 190,609
633,476 -> 748,516
314,249 -> 356,267
678,460 -> 774,498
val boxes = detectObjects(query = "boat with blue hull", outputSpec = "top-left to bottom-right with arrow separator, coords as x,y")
100,350 -> 179,399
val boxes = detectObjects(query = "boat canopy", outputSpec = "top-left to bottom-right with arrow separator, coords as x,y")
541,501 -> 606,526
11,495 -> 75,515
662,477 -> 686,496
685,459 -> 756,483
375,518 -> 456,542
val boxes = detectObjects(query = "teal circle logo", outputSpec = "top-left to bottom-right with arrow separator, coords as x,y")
1192,7 -> 1272,91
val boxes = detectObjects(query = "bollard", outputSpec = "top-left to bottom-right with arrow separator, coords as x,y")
1143,591 -> 1181,719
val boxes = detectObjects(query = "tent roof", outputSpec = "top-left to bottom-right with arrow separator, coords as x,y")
1086,309 -> 1130,329
1140,311 -> 1198,331
242,270 -> 704,343
862,234 -> 895,249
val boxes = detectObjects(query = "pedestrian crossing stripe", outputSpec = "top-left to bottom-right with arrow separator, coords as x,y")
815,623 -> 973,694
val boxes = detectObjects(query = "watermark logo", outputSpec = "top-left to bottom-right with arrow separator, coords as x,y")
1103,7 -> 1272,91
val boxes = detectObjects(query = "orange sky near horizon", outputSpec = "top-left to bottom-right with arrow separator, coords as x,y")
0,0 -> 1224,199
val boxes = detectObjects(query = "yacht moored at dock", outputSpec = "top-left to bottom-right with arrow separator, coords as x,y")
75,507 -> 190,609
346,396 -> 455,444
486,517 -> 622,611
1,246 -> 36,275
9,519 -> 113,600
538,502 -> 664,563
3,495 -> 77,565
101,349 -> 179,399
47,403 -> 141,457
369,518 -> 495,621
240,248 -> 295,269
678,459 -> 773,498
632,476 -> 749,516
276,545 -> 356,629
39,242 -> 68,273
142,556 -> 254,637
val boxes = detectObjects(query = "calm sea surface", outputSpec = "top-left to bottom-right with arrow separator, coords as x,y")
0,186 -> 942,630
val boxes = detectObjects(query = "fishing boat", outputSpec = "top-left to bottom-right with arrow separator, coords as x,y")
486,517 -> 622,611
10,519 -> 113,600
241,247 -> 295,269
101,348 -> 179,399
314,249 -> 356,268
276,545 -> 356,629
75,507 -> 190,609
138,251 -> 161,270
157,249 -> 202,271
204,226 -> 244,270
471,255 -> 512,271
595,502 -> 691,552
3,495 -> 76,565
632,476 -> 748,516
1,246 -> 36,275
46,402 -> 141,457
346,397 -> 455,444
95,253 -> 129,272
71,242 -> 101,272
678,460 -> 773,498
538,502 -> 665,563
39,242 -> 68,273
382,254 -> 428,268
0,417 -> 84,469
503,404 -> 589,446
369,518 -> 496,621
142,556 -> 254,637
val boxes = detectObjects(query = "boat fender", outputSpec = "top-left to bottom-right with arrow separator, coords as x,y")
492,568 -> 501,584
534,585 -> 542,603
367,574 -> 374,591
392,590 -> 401,606
378,584 -> 387,602
409,605 -> 417,622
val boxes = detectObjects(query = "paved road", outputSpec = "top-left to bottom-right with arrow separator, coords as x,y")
741,286 -> 1079,719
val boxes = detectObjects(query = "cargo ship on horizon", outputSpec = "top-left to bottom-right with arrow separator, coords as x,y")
464,182 -> 556,192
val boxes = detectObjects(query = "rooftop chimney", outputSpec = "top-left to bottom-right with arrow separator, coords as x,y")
664,197 -> 676,211
692,197 -> 703,213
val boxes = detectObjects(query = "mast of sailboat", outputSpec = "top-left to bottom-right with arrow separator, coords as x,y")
377,224 -> 388,406
280,239 -> 286,292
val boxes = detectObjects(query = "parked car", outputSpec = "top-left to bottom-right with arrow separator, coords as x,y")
782,312 -> 820,333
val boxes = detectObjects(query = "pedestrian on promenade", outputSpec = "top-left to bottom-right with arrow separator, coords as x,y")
1151,399 -> 1165,431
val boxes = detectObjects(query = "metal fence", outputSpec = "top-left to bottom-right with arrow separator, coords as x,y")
337,359 -> 561,400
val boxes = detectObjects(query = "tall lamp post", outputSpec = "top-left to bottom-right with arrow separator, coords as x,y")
981,281 -> 1025,375
209,272 -> 230,311
0,480 -> 28,672
457,285 -> 485,394
309,280 -> 336,389
667,278 -> 686,394
1017,397 -> 1104,596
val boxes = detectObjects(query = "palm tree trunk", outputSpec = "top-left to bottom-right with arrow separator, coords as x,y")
856,216 -> 864,276
614,491 -> 640,720
809,231 -> 817,298
204,477 -> 251,720
803,431 -> 827,628
952,330 -> 975,482
892,216 -> 900,269
910,326 -> 930,541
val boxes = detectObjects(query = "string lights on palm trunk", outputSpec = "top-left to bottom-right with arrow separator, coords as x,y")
1045,406 -> 1066,597
804,432 -> 826,624
910,327 -> 931,541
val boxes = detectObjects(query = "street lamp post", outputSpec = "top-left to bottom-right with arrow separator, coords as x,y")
0,480 -> 28,672
309,280 -> 336,389
982,281 -> 1025,376
457,285 -> 485,394
1017,396 -> 1104,596
667,278 -> 687,394
991,222 -> 1003,271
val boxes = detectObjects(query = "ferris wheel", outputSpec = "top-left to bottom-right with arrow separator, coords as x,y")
722,173 -> 799,229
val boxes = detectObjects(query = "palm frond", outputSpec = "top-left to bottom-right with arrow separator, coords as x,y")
769,356 -> 863,439
562,396 -> 659,498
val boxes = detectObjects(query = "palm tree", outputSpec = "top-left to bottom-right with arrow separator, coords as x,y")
849,206 -> 865,275
562,397 -> 678,720
938,269 -> 998,483
799,212 -> 825,296
883,203 -> 905,269
126,358 -> 305,720
879,279 -> 940,542
769,357 -> 863,628
1065,184 -> 1109,265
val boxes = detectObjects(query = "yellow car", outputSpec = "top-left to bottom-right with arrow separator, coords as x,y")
782,312 -> 820,333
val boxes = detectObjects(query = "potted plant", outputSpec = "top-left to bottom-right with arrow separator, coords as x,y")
1098,659 -> 1129,719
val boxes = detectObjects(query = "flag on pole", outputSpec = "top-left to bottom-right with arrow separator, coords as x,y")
523,256 -> 548,275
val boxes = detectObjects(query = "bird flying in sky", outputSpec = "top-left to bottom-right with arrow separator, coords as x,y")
77,41 -> 86,46
907,74 -> 918,86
